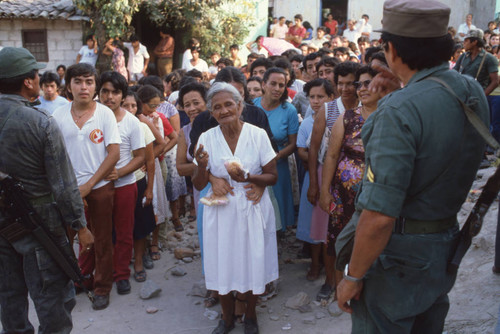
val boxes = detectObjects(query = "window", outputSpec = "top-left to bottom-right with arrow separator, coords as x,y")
22,29 -> 48,62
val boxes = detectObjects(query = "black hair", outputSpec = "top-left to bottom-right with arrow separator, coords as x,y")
248,76 -> 263,85
294,14 -> 303,21
230,44 -> 239,50
178,82 -> 208,108
303,21 -> 312,30
453,43 -> 464,53
357,36 -> 370,44
216,58 -> 234,67
100,71 -> 128,98
137,85 -> 162,104
279,16 -> 285,20
468,36 -> 485,48
302,52 -> 321,69
348,42 -> 358,53
355,65 -> 378,82
190,46 -> 201,53
188,38 -> 200,48
273,57 -> 296,87
130,34 -> 139,42
85,34 -> 94,42
262,67 -> 288,104
124,89 -> 143,115
318,47 -> 333,57
141,75 -> 165,95
290,54 -> 304,64
56,64 -> 66,72
186,69 -> 203,80
334,47 -> 350,56
281,49 -> 300,60
317,26 -> 327,33
381,31 -> 454,70
364,46 -> 382,63
254,35 -> 264,44
370,52 -> 388,66
304,78 -> 334,97
0,69 -> 37,94
65,63 -> 99,100
250,57 -> 273,76
179,75 -> 198,89
164,70 -> 183,92
315,57 -> 340,72
215,66 -> 251,103
333,61 -> 360,84
40,71 -> 61,87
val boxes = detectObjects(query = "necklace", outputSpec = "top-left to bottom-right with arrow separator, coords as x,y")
70,105 -> 91,124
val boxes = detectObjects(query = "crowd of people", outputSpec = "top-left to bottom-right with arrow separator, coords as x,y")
1,0 -> 499,333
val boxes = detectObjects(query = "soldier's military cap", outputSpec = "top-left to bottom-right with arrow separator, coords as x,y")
0,47 -> 46,79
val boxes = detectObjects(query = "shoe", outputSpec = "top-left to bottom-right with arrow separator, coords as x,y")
91,294 -> 110,310
244,318 -> 259,334
211,319 -> 235,334
116,279 -> 131,295
172,218 -> 184,232
143,254 -> 154,269
316,283 -> 333,301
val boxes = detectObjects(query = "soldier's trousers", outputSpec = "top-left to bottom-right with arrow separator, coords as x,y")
0,233 -> 75,334
351,225 -> 460,334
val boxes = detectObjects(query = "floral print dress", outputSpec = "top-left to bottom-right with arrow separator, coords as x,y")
327,106 -> 366,255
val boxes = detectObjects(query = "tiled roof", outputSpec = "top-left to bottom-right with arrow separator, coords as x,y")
0,0 -> 88,20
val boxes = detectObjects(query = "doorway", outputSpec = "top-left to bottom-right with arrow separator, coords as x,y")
321,0 -> 348,34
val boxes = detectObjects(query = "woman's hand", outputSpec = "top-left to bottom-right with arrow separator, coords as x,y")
209,175 -> 234,196
244,183 -> 265,204
195,144 -> 209,169
319,189 -> 334,213
307,183 -> 319,205
227,166 -> 247,183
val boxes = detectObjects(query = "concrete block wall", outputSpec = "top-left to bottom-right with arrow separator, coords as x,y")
0,19 -> 83,72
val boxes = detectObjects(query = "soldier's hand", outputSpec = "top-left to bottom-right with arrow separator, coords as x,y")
369,62 -> 402,97
78,227 -> 94,255
337,278 -> 363,314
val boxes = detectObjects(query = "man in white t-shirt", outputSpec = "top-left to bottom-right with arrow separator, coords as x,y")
271,17 -> 289,39
357,14 -> 373,39
76,34 -> 98,66
38,71 -> 69,114
99,71 -> 145,296
457,14 -> 477,41
343,19 -> 364,43
123,35 -> 150,83
52,63 -> 121,311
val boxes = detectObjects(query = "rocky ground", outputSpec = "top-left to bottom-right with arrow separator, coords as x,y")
8,166 -> 500,334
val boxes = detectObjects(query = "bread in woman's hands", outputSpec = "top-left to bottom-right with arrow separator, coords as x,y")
200,194 -> 229,206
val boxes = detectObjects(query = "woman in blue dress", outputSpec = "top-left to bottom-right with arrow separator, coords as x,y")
254,67 -> 299,230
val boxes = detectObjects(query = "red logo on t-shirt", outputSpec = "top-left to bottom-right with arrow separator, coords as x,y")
89,129 -> 104,144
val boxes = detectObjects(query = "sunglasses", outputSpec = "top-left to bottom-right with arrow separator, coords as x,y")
147,103 -> 160,109
354,80 -> 372,90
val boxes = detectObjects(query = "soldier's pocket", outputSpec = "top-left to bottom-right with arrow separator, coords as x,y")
375,253 -> 433,321
35,244 -> 69,294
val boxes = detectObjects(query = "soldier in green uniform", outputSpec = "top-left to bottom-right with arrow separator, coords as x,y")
0,47 -> 94,333
335,1 -> 489,333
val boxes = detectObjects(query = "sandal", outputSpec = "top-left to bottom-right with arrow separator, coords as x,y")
149,244 -> 161,261
316,283 -> 333,301
172,218 -> 184,232
204,296 -> 219,308
187,215 -> 197,222
133,269 -> 147,282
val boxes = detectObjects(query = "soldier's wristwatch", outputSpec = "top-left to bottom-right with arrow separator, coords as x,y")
343,264 -> 363,283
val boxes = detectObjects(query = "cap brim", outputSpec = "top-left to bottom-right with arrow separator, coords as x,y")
373,28 -> 384,33
35,63 -> 46,70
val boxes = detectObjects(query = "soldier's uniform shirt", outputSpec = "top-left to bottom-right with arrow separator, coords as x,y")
357,63 -> 488,219
454,49 -> 499,89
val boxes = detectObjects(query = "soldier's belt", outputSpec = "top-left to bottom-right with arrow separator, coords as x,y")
29,193 -> 54,206
393,216 -> 457,234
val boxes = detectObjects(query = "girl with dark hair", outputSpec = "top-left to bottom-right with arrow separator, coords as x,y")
254,67 -> 299,231
122,90 -> 165,281
247,76 -> 263,100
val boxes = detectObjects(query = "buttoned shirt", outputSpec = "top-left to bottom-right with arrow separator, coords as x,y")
454,49 -> 499,89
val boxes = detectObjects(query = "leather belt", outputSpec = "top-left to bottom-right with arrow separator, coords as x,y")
393,216 -> 457,234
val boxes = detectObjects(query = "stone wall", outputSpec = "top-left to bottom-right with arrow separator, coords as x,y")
0,19 -> 83,72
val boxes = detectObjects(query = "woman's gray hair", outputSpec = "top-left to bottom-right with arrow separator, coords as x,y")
206,82 -> 243,111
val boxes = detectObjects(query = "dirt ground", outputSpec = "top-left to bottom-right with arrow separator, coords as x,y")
9,167 -> 500,334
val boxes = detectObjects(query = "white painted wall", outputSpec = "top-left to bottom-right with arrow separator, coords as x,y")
273,0 -> 322,33
0,19 -> 83,72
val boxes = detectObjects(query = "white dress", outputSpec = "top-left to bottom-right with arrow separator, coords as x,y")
196,123 -> 278,295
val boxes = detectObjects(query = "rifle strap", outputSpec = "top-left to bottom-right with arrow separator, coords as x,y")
475,51 -> 487,81
426,77 -> 500,150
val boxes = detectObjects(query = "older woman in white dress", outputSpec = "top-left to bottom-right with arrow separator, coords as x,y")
193,82 -> 278,334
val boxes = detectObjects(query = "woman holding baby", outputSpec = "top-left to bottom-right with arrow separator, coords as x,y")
193,82 -> 278,334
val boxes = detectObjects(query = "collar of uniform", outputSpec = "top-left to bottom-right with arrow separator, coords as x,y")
0,93 -> 31,106
406,63 -> 450,86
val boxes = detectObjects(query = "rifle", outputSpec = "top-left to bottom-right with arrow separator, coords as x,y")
448,164 -> 500,274
0,171 -> 93,301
